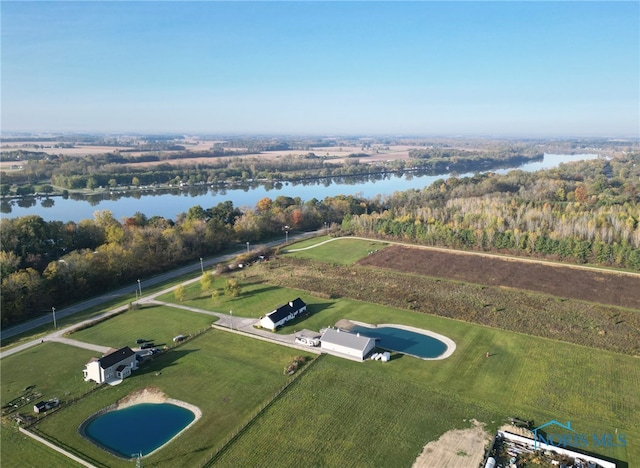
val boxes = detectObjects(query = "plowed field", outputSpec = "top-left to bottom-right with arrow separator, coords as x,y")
358,245 -> 640,310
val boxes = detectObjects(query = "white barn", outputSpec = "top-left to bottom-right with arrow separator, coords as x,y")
320,328 -> 376,360
83,346 -> 138,384
259,298 -> 307,331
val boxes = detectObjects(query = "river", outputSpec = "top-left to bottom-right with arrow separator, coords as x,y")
1,153 -> 599,223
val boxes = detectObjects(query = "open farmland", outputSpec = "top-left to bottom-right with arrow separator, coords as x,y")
269,241 -> 640,355
358,245 -> 640,310
3,237 -> 638,467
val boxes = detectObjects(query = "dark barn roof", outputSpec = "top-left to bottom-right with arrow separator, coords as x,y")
99,346 -> 135,369
266,298 -> 306,323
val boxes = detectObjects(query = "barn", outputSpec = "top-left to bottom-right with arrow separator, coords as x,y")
259,298 -> 307,331
320,328 -> 376,361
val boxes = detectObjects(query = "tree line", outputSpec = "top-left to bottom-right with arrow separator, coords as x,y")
0,194 -> 368,327
2,152 -> 638,329
342,154 -> 640,269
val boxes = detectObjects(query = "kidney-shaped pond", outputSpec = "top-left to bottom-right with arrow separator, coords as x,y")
350,324 -> 454,359
82,403 -> 196,458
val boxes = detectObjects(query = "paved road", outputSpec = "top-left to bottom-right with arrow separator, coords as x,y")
1,231 -> 318,342
0,232 -> 319,359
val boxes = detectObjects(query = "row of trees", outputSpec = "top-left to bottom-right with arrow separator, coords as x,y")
2,151 -> 639,328
0,194 -> 368,327
342,154 -> 640,268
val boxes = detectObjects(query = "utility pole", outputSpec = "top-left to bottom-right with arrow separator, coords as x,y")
52,306 -> 57,329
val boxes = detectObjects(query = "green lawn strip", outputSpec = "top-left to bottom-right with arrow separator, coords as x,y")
158,274 -> 318,320
0,269 -> 202,350
284,237 -> 390,264
69,304 -> 214,349
0,424 -> 84,468
32,331 -> 314,467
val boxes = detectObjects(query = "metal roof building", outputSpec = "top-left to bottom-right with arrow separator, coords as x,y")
320,328 -> 376,361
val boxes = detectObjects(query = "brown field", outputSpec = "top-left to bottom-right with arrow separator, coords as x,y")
358,245 -> 640,310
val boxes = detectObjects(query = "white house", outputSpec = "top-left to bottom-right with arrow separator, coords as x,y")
320,328 -> 376,360
259,298 -> 307,331
83,346 -> 138,384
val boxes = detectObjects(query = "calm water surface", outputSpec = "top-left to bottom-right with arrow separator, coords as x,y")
350,325 -> 449,359
2,153 -> 598,223
84,403 -> 195,458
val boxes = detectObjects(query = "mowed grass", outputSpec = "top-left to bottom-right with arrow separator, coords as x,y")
34,330 -> 315,467
4,237 -> 638,466
0,343 -> 98,468
69,304 -> 215,348
157,274 -> 317,320
284,237 -> 389,264
213,310 -> 640,467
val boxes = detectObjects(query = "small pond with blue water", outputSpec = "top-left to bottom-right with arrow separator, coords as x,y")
83,403 -> 195,458
350,325 -> 449,359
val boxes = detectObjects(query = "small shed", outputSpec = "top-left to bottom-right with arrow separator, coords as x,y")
320,328 -> 376,360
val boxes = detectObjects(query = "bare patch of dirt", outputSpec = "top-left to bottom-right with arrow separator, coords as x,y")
116,386 -> 167,409
358,245 -> 640,310
413,419 -> 491,468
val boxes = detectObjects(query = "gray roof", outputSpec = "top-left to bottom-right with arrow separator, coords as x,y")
99,346 -> 135,369
320,328 -> 375,352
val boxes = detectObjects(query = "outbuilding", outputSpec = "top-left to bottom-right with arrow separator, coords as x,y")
259,298 -> 307,331
320,328 -> 376,360
83,346 -> 138,384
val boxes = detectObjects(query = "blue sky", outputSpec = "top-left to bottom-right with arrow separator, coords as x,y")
2,1 -> 638,137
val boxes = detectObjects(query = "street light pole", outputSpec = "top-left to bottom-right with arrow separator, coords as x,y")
246,241 -> 250,253
200,257 -> 204,274
284,225 -> 290,244
137,279 -> 142,298
52,306 -> 57,329
229,310 -> 233,331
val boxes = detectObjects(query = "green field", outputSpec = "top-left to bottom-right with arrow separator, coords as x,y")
33,331 -> 315,467
70,304 -> 215,348
1,237 -> 638,467
284,236 -> 389,264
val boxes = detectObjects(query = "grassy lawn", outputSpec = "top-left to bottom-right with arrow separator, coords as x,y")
157,274 -> 318,320
213,313 -> 639,467
69,304 -> 215,349
284,237 -> 389,264
0,343 -> 97,468
33,330 -> 315,467
2,237 -> 638,467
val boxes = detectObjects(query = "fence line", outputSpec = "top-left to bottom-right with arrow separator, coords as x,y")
20,426 -> 106,468
201,353 -> 325,467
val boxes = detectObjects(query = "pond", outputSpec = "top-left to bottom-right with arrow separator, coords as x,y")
82,402 -> 196,458
349,324 -> 452,360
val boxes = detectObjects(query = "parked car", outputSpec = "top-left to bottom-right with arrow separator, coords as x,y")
173,335 -> 186,343
141,342 -> 156,349
136,339 -> 147,344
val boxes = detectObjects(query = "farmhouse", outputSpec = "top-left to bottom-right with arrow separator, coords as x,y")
259,298 -> 307,331
320,328 -> 376,361
83,346 -> 138,384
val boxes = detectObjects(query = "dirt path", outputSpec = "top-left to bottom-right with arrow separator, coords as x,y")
412,420 -> 491,468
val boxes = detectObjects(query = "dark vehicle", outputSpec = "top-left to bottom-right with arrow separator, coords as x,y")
136,339 -> 147,344
141,342 -> 156,349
